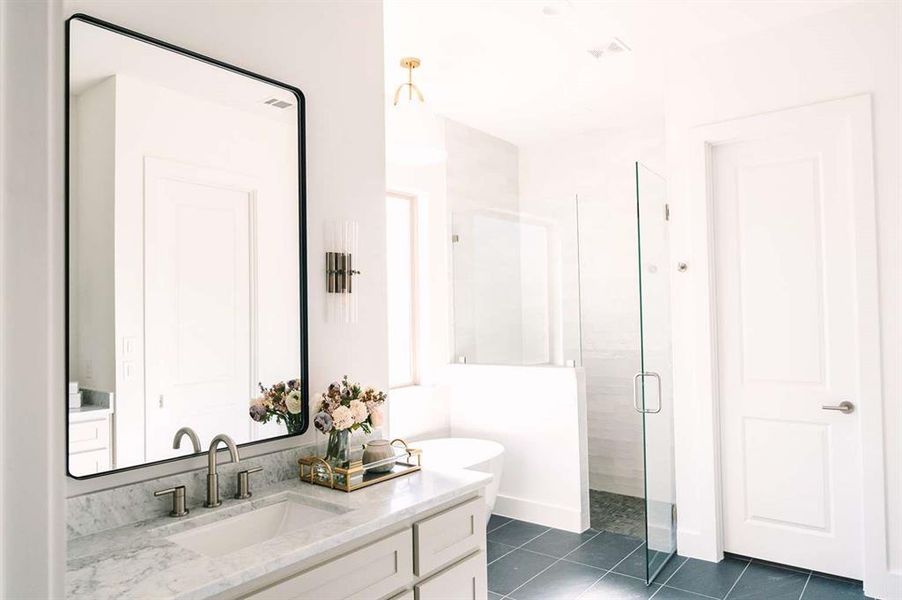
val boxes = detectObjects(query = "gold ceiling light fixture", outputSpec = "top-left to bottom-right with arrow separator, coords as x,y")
393,57 -> 424,105
386,55 -> 445,166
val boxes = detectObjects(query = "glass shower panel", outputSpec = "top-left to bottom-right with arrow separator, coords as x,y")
635,162 -> 677,583
450,205 -> 580,366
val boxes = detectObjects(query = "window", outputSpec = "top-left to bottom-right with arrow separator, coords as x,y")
386,193 -> 418,387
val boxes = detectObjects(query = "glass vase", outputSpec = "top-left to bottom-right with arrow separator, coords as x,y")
324,429 -> 350,468
285,413 -> 303,435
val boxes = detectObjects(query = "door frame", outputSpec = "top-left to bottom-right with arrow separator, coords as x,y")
677,95 -> 893,598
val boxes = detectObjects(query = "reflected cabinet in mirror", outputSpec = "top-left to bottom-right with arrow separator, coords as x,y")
66,15 -> 308,478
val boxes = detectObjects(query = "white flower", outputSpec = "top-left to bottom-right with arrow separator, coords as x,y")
285,390 -> 302,414
349,399 -> 368,424
331,405 -> 355,431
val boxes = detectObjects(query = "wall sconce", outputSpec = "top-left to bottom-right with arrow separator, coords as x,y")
326,220 -> 360,323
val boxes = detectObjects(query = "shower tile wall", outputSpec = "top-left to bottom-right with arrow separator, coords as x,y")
570,187 -> 644,498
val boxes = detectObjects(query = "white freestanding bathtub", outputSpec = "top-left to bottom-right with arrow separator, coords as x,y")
415,438 -> 504,522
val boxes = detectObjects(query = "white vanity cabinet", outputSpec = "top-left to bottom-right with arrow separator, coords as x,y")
239,496 -> 487,600
68,410 -> 112,475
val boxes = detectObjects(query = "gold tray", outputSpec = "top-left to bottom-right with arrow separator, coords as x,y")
298,438 -> 421,492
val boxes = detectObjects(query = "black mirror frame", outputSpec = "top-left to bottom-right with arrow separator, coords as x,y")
65,13 -> 309,480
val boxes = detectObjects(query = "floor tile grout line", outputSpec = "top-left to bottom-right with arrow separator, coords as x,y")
557,529 -> 605,562
503,530 -> 611,600
658,584 -> 723,600
486,524 -> 556,596
569,538 -> 646,600
487,518 -> 516,535
609,539 -> 647,573
723,559 -> 752,600
487,526 -> 603,568
649,556 -> 689,599
501,557 -> 566,600
573,571 -> 610,600
797,572 -> 812,600
659,555 -> 689,586
486,521 -> 550,566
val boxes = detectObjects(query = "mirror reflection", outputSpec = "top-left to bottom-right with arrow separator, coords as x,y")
67,17 -> 305,478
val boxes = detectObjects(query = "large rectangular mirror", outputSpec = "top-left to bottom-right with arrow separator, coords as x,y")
66,15 -> 307,478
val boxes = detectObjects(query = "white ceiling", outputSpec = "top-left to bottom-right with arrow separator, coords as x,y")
384,0 -> 859,145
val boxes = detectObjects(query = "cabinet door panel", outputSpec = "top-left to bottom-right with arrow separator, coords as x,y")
247,529 -> 412,600
415,552 -> 487,600
69,417 -> 110,453
69,448 -> 110,475
414,497 -> 484,577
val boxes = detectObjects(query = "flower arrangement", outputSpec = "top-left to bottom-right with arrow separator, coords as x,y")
313,376 -> 387,466
249,379 -> 304,435
313,376 -> 386,434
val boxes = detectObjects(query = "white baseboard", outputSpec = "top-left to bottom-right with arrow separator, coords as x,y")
864,569 -> 902,600
676,528 -> 722,563
493,493 -> 586,533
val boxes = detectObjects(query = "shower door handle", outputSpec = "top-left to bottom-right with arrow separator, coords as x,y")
633,372 -> 662,414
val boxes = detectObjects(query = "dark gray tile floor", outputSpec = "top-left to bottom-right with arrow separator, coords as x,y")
486,516 -> 872,600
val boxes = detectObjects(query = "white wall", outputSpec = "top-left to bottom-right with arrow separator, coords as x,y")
71,77 -> 116,393
665,3 -> 902,594
0,1 -> 67,596
519,124 -> 665,498
447,364 -> 589,532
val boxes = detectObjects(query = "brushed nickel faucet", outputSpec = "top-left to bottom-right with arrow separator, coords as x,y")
154,485 -> 189,517
172,427 -> 202,453
205,434 -> 240,508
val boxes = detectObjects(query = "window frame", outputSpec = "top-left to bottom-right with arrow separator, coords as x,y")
386,191 -> 420,389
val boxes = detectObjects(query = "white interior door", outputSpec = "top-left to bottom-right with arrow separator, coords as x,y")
144,159 -> 254,461
714,109 -> 866,578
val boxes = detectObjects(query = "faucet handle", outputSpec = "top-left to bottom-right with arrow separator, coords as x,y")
235,466 -> 263,500
154,485 -> 189,517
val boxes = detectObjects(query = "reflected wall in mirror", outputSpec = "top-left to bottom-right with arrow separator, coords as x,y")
66,15 -> 307,478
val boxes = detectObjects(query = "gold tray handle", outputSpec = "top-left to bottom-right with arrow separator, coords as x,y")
390,438 -> 410,459
308,457 -> 335,489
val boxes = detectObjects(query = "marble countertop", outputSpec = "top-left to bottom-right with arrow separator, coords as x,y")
68,404 -> 112,416
66,467 -> 491,599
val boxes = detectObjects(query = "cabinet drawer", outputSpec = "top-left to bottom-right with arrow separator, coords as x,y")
389,591 -> 414,600
69,447 -> 110,476
414,497 -> 484,577
247,529 -> 412,600
69,417 -> 110,453
415,551 -> 487,600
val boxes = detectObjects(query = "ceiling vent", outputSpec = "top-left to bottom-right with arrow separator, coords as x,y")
263,97 -> 294,109
587,37 -> 631,59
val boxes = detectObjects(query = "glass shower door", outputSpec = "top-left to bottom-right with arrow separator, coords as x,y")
634,161 -> 678,583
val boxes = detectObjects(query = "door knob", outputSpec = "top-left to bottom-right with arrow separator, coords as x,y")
822,401 -> 855,414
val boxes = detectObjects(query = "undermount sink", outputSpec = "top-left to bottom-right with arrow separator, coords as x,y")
168,497 -> 344,557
